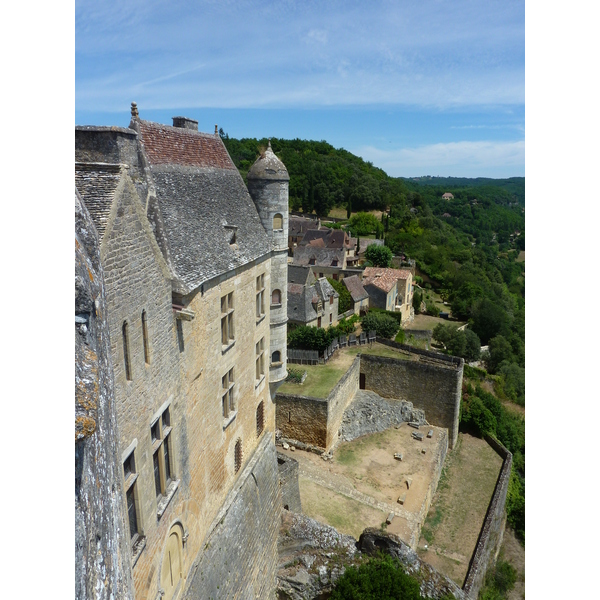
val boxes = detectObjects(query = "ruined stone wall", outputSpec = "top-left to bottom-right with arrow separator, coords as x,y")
360,351 -> 462,449
462,436 -> 513,599
183,436 -> 282,600
275,393 -> 329,448
277,452 -> 302,513
75,191 -> 135,600
326,356 -> 360,448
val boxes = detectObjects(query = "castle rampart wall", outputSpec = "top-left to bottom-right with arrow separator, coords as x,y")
183,435 -> 282,599
277,452 -> 302,513
462,436 -> 513,598
359,346 -> 462,448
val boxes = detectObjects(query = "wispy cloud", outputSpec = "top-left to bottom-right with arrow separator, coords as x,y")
76,0 -> 524,112
352,140 -> 525,178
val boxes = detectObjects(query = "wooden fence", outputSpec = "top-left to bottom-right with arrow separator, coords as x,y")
287,330 -> 377,365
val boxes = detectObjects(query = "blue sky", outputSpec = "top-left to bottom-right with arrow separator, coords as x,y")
75,0 -> 524,178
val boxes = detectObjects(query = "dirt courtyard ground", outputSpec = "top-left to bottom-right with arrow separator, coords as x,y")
278,423 -> 447,547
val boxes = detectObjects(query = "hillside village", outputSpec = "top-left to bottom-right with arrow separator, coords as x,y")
75,106 -> 524,600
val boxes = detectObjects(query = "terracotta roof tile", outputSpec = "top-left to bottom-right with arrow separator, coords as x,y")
139,120 -> 236,169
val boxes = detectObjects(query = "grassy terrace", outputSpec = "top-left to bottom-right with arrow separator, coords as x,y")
278,343 -> 413,398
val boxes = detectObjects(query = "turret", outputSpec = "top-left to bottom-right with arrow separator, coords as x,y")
247,141 -> 289,397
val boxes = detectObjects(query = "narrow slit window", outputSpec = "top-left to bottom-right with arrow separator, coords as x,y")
122,321 -> 132,380
141,310 -> 150,364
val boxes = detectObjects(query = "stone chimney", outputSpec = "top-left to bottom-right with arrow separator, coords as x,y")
172,116 -> 198,131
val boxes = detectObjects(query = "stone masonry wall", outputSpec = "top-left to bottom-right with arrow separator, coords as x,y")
360,352 -> 462,448
462,436 -> 513,599
99,175 -> 186,600
275,393 -> 329,448
325,356 -> 360,449
183,436 -> 282,600
76,192 -> 135,600
277,452 -> 302,513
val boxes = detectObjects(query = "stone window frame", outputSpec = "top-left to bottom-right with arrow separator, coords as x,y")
122,447 -> 147,563
141,310 -> 151,364
234,438 -> 243,473
122,321 -> 132,381
256,274 -> 266,323
271,288 -> 281,306
271,350 -> 282,367
255,338 -> 265,386
222,367 -> 237,428
256,401 -> 264,437
151,407 -> 178,518
221,292 -> 235,351
273,213 -> 283,231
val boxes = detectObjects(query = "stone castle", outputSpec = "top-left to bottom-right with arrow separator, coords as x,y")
76,103 -> 290,599
75,104 -> 510,600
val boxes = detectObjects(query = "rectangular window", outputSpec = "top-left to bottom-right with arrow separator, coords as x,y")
221,292 -> 234,345
123,451 -> 140,542
256,338 -> 265,381
222,368 -> 235,418
151,408 -> 174,501
256,274 -> 265,320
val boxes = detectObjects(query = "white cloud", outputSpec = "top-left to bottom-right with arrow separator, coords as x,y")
352,140 -> 525,178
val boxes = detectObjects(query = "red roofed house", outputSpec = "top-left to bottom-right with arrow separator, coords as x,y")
363,267 -> 414,323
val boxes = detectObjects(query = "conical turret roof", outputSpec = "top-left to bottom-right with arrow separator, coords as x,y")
247,141 -> 289,181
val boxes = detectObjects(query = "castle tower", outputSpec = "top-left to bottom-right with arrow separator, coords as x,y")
247,141 -> 289,399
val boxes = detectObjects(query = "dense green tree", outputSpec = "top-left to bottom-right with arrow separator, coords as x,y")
349,212 -> 380,235
412,289 -> 423,314
327,277 -> 353,313
485,335 -> 514,374
361,311 -> 400,339
364,244 -> 393,267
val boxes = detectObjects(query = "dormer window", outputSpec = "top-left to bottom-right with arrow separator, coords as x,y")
224,224 -> 238,247
309,257 -> 316,265
332,259 -> 338,267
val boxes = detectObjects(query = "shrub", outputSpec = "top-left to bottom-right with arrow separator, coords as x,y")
364,244 -> 393,267
425,301 -> 439,317
327,277 -> 353,313
361,311 -> 400,339
331,555 -> 423,600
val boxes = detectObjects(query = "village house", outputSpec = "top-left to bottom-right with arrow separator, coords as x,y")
287,264 -> 339,328
288,215 -> 321,254
75,104 -> 289,600
342,274 -> 370,315
442,192 -> 454,200
362,266 -> 414,322
292,227 -> 359,274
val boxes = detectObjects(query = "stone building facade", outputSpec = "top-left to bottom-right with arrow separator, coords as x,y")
75,104 -> 289,600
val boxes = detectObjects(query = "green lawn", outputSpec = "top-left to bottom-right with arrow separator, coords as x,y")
278,363 -> 348,398
344,343 -> 412,361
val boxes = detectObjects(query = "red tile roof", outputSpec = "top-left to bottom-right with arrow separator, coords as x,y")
138,120 -> 236,169
363,267 -> 411,293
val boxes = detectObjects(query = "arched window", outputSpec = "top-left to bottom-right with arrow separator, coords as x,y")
256,401 -> 264,437
272,350 -> 281,364
161,526 -> 184,600
273,213 -> 283,230
271,289 -> 281,305
122,321 -> 132,380
234,438 -> 243,473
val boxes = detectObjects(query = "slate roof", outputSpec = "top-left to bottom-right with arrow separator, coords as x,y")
287,277 -> 337,324
292,245 -> 346,268
288,265 -> 314,286
343,275 -> 369,302
363,267 -> 411,293
289,217 -> 321,237
75,162 -> 123,240
136,119 -> 270,293
300,228 -> 351,249
247,141 -> 289,181
357,238 -> 384,256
